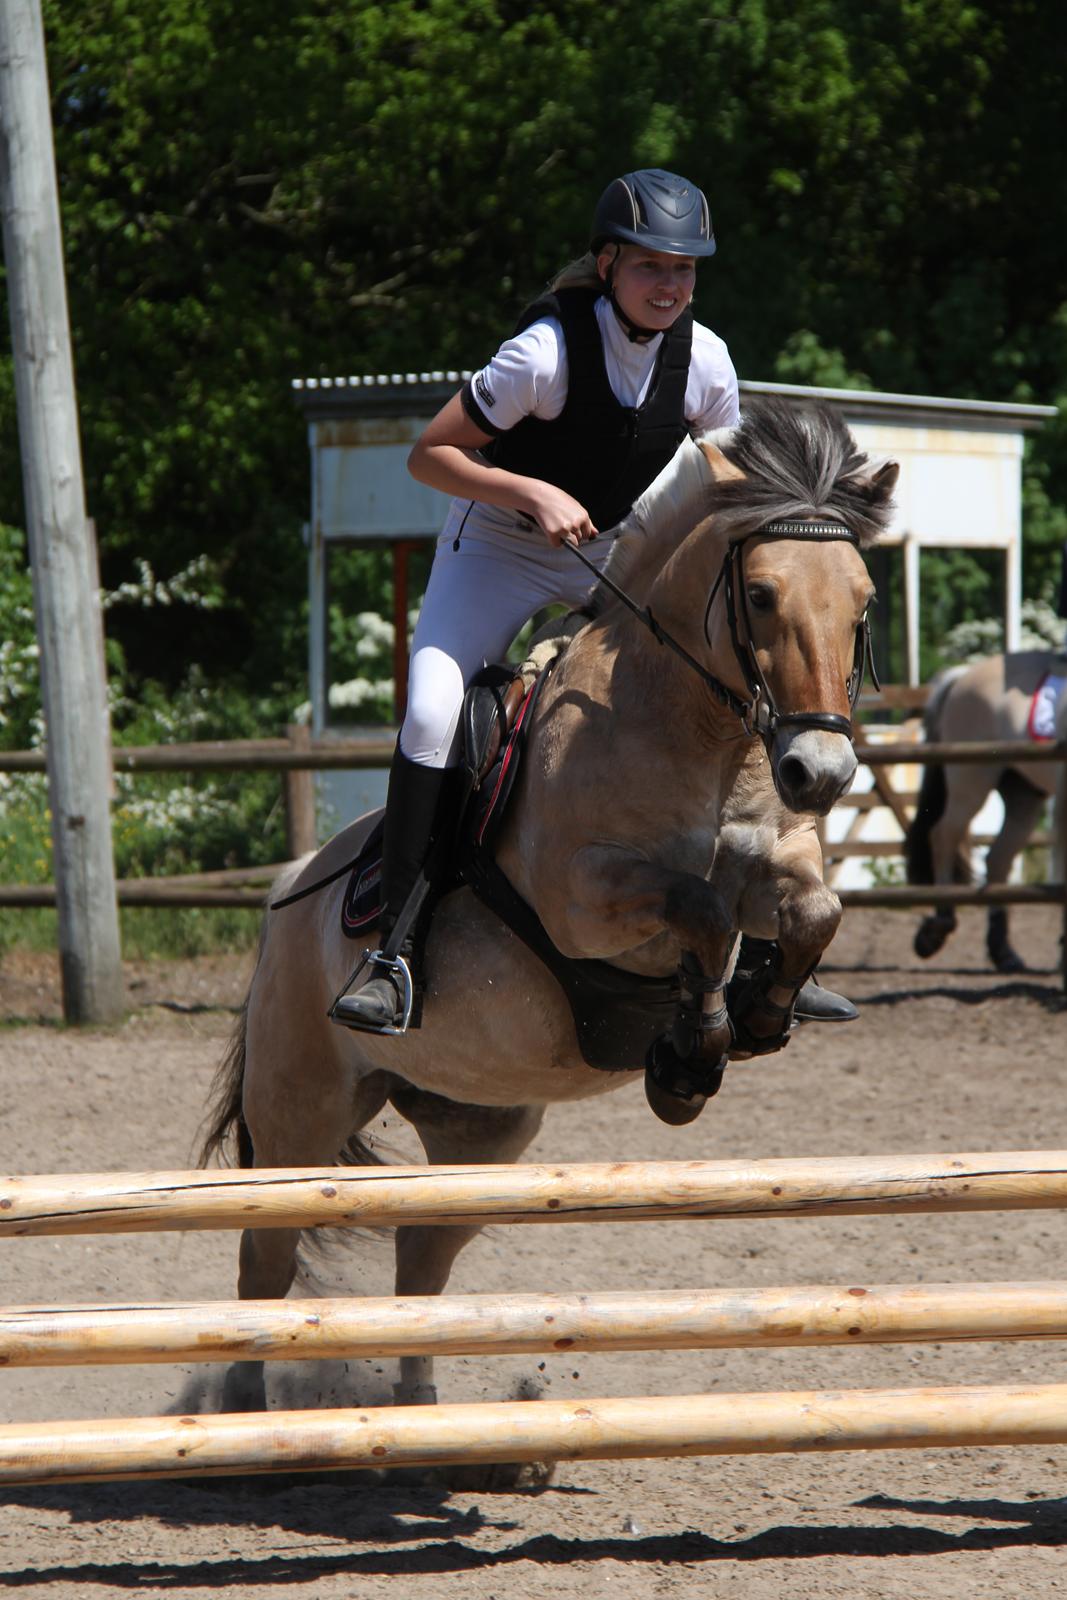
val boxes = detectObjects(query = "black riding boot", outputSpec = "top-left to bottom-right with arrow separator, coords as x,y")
732,935 -> 858,1024
331,751 -> 454,1033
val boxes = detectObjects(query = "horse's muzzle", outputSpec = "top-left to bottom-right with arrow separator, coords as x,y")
771,726 -> 857,815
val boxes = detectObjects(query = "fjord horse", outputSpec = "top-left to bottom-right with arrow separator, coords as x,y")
906,649 -> 1065,971
201,401 -> 897,1412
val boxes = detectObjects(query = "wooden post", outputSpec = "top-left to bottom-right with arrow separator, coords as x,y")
1059,737 -> 1067,995
0,0 -> 122,1022
283,724 -> 317,857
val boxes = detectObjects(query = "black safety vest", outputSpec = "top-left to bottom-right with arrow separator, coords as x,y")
483,287 -> 693,529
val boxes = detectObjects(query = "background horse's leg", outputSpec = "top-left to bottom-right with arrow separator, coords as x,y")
386,1084 -> 544,1406
983,772 -> 1048,973
914,762 -> 999,959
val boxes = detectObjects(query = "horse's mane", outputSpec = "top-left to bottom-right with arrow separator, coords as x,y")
597,399 -> 895,610
714,399 -> 894,549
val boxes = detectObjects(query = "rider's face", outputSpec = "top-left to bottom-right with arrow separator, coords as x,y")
597,244 -> 696,333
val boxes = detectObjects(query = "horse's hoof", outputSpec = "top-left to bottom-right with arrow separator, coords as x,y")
644,1068 -> 708,1125
643,1040 -> 724,1126
436,1458 -> 557,1492
914,925 -> 944,959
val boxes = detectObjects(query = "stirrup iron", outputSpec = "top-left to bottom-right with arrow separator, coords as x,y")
329,947 -> 415,1036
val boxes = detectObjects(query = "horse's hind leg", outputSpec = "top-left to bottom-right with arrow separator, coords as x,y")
221,1066 -> 394,1412
386,1084 -> 544,1406
983,777 -> 1047,972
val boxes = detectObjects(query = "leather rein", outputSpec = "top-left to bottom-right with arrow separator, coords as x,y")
568,517 -> 879,748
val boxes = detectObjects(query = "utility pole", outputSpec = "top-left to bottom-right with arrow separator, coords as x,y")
0,0 -> 123,1022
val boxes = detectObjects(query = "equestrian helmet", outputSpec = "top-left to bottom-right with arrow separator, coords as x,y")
591,169 -> 716,258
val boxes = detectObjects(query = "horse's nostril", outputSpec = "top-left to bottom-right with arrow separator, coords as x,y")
779,755 -> 808,792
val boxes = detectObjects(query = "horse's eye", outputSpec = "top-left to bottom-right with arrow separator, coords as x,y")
747,584 -> 774,612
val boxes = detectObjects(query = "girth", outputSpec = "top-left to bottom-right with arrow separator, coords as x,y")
460,843 -> 680,1073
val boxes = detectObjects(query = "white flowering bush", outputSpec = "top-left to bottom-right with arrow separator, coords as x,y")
0,528 -> 294,952
944,598 -> 1067,662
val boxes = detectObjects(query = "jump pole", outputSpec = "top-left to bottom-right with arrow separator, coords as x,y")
4,1383 -> 1067,1486
3,1152 -> 1067,1236
4,1281 -> 1067,1368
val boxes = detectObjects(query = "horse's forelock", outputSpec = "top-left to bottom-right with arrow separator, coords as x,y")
715,400 -> 894,549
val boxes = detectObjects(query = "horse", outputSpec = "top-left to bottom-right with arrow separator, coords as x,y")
905,648 -> 1065,971
200,400 -> 898,1416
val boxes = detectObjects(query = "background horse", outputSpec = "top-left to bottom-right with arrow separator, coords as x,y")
905,649 -> 1065,971
201,401 -> 897,1414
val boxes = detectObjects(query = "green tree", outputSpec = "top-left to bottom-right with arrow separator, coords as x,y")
0,0 -> 1063,710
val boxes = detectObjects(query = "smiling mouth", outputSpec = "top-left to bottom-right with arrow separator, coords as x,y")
648,297 -> 676,309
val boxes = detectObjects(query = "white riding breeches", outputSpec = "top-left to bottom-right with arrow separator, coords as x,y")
400,516 -> 611,768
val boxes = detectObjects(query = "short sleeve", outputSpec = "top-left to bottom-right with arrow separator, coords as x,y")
686,323 -> 741,434
460,319 -> 569,435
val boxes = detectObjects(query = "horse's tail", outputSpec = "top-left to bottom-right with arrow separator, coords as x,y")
903,667 -> 967,885
195,866 -> 305,1171
198,989 -> 254,1169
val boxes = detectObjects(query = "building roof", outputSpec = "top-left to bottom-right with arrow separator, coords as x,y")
292,372 -> 1058,430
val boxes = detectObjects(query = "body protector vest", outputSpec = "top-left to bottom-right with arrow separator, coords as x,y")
485,288 -> 694,530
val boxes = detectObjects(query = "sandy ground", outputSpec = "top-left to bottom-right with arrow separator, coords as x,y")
1,903 -> 1066,1599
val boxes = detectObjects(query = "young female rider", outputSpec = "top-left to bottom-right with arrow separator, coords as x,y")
333,168 -> 853,1033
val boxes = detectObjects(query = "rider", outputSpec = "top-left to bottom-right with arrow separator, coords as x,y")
332,168 -> 855,1034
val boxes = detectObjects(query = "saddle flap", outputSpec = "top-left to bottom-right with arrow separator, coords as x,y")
340,812 -> 386,938
462,665 -> 528,784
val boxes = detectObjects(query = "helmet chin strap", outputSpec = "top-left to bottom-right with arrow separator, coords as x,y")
608,287 -> 660,343
599,249 -> 658,343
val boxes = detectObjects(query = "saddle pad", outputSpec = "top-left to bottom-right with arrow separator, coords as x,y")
1027,670 -> 1067,740
340,813 -> 385,939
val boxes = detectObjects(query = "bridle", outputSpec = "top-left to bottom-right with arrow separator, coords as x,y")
568,517 -> 879,751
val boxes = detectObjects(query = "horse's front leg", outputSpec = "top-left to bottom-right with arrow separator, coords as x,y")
729,831 -> 842,1056
565,846 -> 736,1122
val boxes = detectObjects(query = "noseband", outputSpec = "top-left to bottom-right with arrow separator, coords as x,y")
569,517 -> 879,753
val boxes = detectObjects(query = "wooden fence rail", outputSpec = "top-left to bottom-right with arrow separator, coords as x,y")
0,707 -> 1063,920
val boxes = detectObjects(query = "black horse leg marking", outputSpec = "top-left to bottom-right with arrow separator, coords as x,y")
644,948 -> 732,1127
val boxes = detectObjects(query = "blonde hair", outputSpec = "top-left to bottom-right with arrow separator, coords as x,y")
548,250 -> 607,293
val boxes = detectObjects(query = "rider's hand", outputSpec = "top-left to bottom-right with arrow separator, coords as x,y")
524,483 -> 598,548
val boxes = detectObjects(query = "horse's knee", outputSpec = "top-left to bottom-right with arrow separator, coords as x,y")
777,883 -> 841,955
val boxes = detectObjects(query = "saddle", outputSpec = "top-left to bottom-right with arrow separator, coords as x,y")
1027,668 -> 1067,741
339,653 -> 682,1072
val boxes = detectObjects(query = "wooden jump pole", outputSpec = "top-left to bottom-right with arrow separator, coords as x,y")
3,1152 -> 1067,1238
5,1281 -> 1067,1369
3,1382 -> 1067,1486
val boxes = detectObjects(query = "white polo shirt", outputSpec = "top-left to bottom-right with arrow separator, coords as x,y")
446,295 -> 739,547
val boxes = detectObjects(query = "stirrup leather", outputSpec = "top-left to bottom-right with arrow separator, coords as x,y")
329,947 -> 415,1036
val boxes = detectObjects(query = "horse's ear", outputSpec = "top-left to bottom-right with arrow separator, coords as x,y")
870,460 -> 900,500
698,439 -> 747,484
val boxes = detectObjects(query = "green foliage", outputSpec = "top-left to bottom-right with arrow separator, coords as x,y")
2,0 -> 1056,696
0,0 -> 1066,957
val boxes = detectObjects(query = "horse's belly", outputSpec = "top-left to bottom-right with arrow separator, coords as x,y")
365,889 -> 644,1107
